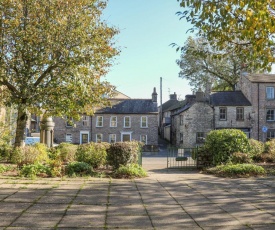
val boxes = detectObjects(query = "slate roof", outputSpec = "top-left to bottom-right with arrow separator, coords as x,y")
160,99 -> 179,112
210,91 -> 251,106
245,73 -> 275,83
95,99 -> 158,114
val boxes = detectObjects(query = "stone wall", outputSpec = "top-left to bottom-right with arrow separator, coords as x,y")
214,106 -> 253,129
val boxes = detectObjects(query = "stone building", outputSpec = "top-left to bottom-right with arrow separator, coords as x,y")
53,88 -> 159,150
92,88 -> 158,150
170,90 -> 252,147
171,90 -> 213,147
210,91 -> 252,137
236,73 -> 275,141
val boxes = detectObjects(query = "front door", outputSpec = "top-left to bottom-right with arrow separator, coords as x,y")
80,131 -> 89,144
122,134 -> 131,142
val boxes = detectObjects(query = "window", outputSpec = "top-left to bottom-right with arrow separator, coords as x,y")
82,116 -> 89,126
110,116 -> 117,127
66,117 -> 73,127
96,116 -> 103,127
96,134 -> 103,143
140,135 -> 147,144
180,132 -> 183,144
124,116 -> 131,128
267,129 -> 275,140
196,132 -> 205,143
266,87 -> 275,99
65,134 -> 72,143
266,109 -> 275,121
141,116 -> 148,128
219,107 -> 227,120
236,107 -> 244,121
109,134 -> 116,143
180,115 -> 183,125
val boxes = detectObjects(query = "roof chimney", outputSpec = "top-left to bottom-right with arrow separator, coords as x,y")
170,92 -> 177,100
152,87 -> 157,103
196,88 -> 204,102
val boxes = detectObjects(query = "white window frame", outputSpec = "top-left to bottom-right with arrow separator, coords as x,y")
124,116 -> 131,128
96,133 -> 103,143
141,116 -> 148,128
266,87 -> 275,99
80,131 -> 89,144
65,134 -> 72,143
140,135 -> 147,144
109,134 -> 116,143
82,116 -> 89,126
110,116 -> 117,127
96,116 -> 103,127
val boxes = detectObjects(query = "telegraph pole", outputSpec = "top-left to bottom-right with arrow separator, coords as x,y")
160,77 -> 163,138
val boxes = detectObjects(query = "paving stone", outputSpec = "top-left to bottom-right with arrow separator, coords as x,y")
107,204 -> 146,216
67,204 -> 106,215
11,213 -> 63,228
0,212 -> 18,227
107,215 -> 152,229
26,203 -> 68,214
0,202 -> 30,213
57,214 -> 105,228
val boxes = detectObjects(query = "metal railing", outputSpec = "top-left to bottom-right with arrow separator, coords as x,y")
167,146 -> 198,169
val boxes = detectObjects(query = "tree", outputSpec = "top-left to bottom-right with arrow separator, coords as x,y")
0,0 -> 119,147
176,36 -> 241,91
177,0 -> 275,71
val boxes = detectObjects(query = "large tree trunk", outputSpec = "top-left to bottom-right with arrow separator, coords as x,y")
14,106 -> 28,147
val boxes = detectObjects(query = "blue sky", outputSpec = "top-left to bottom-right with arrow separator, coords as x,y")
102,0 -> 193,103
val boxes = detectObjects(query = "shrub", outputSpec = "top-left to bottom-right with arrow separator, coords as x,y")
206,163 -> 266,177
56,143 -> 77,163
265,139 -> 275,155
76,142 -> 109,168
249,139 -> 264,160
260,153 -> 275,163
20,163 -> 50,179
48,159 -> 64,177
0,144 -> 12,162
230,152 -> 252,164
11,145 -> 49,167
107,141 -> 143,169
113,163 -> 147,178
204,129 -> 250,166
66,162 -> 92,177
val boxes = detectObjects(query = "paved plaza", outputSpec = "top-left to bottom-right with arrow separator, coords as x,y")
0,155 -> 275,229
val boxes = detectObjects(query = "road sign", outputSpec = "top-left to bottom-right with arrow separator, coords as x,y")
262,126 -> 268,133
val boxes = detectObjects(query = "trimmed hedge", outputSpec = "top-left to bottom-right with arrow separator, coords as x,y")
204,129 -> 250,166
107,141 -> 143,169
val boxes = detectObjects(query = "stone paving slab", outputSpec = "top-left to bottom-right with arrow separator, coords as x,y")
0,157 -> 275,229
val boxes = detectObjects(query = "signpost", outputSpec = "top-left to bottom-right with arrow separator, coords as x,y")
262,126 -> 268,142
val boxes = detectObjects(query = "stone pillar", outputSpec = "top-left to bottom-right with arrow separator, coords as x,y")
40,116 -> 55,147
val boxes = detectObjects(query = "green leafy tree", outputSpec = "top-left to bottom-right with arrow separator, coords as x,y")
177,0 -> 275,71
175,36 -> 241,91
0,0 -> 119,147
